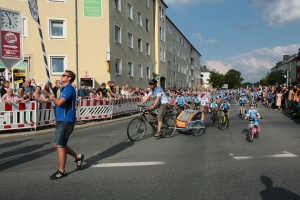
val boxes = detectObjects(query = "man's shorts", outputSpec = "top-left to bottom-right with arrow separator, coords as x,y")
54,122 -> 75,148
194,103 -> 200,107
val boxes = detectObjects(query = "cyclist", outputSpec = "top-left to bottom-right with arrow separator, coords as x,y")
210,99 -> 218,115
219,96 -> 231,125
138,79 -> 169,137
176,92 -> 185,111
245,103 -> 261,133
184,93 -> 191,109
238,94 -> 248,115
192,93 -> 200,110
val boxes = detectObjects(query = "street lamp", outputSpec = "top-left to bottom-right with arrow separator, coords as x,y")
276,59 -> 291,86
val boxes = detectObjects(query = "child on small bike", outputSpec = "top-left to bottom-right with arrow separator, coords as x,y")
245,103 -> 261,133
210,99 -> 218,113
238,94 -> 248,115
219,96 -> 231,125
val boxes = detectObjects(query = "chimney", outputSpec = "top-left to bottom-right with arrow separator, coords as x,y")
204,65 -> 207,69
283,55 -> 289,61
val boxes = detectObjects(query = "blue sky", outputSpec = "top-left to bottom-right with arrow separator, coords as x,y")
164,0 -> 300,83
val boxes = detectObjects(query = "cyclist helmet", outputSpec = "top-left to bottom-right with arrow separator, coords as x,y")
194,94 -> 198,97
241,92 -> 246,96
250,103 -> 255,106
223,96 -> 228,101
149,79 -> 157,85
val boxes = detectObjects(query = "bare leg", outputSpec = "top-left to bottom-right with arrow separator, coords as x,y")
157,121 -> 162,132
57,147 -> 67,173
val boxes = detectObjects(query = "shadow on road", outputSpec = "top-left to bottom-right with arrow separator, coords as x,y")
77,139 -> 134,171
260,175 -> 300,200
0,139 -> 34,149
0,142 -> 55,172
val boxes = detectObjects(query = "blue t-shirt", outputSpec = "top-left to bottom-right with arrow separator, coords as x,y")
193,97 -> 199,104
268,92 -> 273,99
56,84 -> 76,122
185,96 -> 191,103
210,102 -> 218,109
176,97 -> 185,106
239,97 -> 247,104
148,86 -> 168,104
221,102 -> 230,109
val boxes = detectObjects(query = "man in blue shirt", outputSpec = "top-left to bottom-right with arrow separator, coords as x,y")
47,70 -> 84,180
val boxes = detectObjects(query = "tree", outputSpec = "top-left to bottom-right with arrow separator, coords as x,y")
267,70 -> 285,85
209,69 -> 225,88
224,69 -> 244,88
259,73 -> 269,86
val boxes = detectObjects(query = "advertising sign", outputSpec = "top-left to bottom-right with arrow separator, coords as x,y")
84,0 -> 102,18
1,30 -> 21,58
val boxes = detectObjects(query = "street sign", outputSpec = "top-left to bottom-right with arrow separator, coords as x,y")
1,30 -> 21,58
27,0 -> 39,22
84,0 -> 102,18
0,8 -> 23,78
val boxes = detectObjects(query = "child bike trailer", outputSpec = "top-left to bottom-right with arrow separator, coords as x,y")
176,109 -> 205,136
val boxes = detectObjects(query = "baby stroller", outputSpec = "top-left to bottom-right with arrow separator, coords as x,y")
176,109 -> 205,136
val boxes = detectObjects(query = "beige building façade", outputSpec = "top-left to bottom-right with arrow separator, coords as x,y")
0,0 -> 201,90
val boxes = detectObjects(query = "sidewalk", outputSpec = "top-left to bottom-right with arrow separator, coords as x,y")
0,114 -> 137,141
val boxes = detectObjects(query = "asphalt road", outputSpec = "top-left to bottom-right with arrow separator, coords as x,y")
1,100 -> 300,200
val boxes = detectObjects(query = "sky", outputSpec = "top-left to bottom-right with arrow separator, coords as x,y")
164,0 -> 300,83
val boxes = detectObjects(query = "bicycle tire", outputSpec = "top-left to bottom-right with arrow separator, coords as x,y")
212,112 -> 216,125
192,121 -> 205,136
127,117 -> 147,142
218,114 -> 227,130
248,129 -> 253,142
161,116 -> 176,138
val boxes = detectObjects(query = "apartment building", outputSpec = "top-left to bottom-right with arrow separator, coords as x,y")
166,16 -> 201,89
0,0 -> 201,90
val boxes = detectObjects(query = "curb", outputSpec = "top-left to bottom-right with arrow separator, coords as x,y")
0,114 -> 138,141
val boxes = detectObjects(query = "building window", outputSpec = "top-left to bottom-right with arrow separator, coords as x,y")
50,56 -> 66,75
114,0 -> 121,11
159,27 -> 165,42
159,6 -> 164,20
146,42 -> 150,55
128,62 -> 133,77
49,19 -> 66,39
160,47 -> 165,62
146,67 -> 150,79
137,12 -> 142,26
22,17 -> 28,38
138,64 -> 143,78
115,58 -> 122,75
168,61 -> 173,70
168,25 -> 172,35
115,25 -> 121,43
127,3 -> 133,19
168,43 -> 172,53
128,32 -> 133,48
138,38 -> 142,52
146,0 -> 149,8
146,18 -> 150,31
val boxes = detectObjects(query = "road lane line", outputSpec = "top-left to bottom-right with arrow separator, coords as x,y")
233,156 -> 254,160
265,151 -> 298,158
91,161 -> 166,167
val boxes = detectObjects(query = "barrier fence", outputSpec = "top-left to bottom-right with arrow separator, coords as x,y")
0,97 -> 155,132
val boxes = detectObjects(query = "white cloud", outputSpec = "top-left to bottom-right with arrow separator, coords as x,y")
253,0 -> 300,25
205,44 -> 300,82
193,33 -> 217,44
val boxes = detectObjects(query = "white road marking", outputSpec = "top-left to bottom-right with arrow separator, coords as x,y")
233,156 -> 254,160
265,151 -> 298,158
91,161 -> 166,168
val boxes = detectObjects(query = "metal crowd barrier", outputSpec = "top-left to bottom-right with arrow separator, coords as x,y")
0,97 -> 155,132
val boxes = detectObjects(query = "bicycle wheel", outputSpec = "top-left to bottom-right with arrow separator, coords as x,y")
192,121 -> 205,136
248,129 -> 253,142
161,116 -> 176,138
218,115 -> 227,130
127,117 -> 147,142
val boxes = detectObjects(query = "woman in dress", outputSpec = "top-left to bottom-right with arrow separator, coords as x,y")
276,90 -> 283,110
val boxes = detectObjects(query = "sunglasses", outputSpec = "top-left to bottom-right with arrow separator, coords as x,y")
62,74 -> 70,77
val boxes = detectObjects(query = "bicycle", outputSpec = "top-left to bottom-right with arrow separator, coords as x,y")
127,105 -> 176,141
218,109 -> 229,130
246,117 -> 260,142
240,103 -> 246,120
211,108 -> 218,125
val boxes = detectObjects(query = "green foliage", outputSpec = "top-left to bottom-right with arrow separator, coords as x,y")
266,70 -> 285,85
224,69 -> 244,88
209,69 -> 225,88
